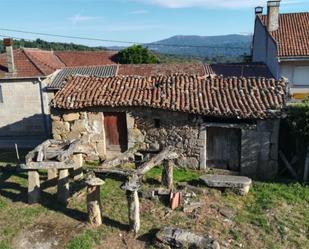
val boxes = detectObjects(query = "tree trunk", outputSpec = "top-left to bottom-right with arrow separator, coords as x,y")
137,147 -> 178,175
126,190 -> 140,235
162,160 -> 173,189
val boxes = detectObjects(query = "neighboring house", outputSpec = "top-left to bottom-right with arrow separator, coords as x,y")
252,0 -> 309,100
51,74 -> 287,179
0,38 -> 117,148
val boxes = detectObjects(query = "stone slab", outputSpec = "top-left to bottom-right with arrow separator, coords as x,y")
199,175 -> 252,189
86,177 -> 105,186
21,161 -> 75,170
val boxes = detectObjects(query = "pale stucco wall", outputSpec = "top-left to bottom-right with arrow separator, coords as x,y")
0,79 -> 49,140
252,17 -> 280,79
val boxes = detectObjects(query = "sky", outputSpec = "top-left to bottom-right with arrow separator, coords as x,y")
0,0 -> 308,47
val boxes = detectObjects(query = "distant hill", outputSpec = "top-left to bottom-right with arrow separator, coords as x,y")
146,34 -> 252,59
0,38 -> 107,53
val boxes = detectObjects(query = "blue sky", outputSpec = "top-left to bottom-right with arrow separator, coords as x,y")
0,0 -> 308,46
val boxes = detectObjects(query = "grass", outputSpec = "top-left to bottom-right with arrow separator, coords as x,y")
0,151 -> 309,249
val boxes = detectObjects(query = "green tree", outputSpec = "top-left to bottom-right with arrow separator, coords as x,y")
116,45 -> 159,64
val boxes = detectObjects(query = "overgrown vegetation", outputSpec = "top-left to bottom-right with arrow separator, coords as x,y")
286,99 -> 309,146
116,44 -> 159,64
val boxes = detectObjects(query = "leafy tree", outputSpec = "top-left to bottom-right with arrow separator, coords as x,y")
116,45 -> 159,64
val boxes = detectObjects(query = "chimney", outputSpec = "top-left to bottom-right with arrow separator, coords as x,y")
255,6 -> 264,15
267,0 -> 281,32
3,38 -> 15,73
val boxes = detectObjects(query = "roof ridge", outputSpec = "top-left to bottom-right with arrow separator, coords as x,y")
21,48 -> 46,75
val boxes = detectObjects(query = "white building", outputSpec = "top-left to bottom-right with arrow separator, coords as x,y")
252,0 -> 309,100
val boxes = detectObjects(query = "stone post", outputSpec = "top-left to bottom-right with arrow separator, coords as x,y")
126,190 -> 140,235
162,160 -> 173,189
57,169 -> 70,205
122,177 -> 140,235
72,153 -> 84,180
86,178 -> 105,227
47,168 -> 58,180
28,170 -> 40,204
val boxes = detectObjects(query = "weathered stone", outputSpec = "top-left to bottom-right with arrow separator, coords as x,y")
71,120 -> 87,133
52,121 -> 70,137
199,175 -> 252,195
51,114 -> 61,121
219,207 -> 235,219
86,178 -> 104,227
96,141 -> 106,160
186,157 -> 199,170
183,202 -> 205,213
162,160 -> 173,189
156,227 -> 220,249
57,169 -> 70,205
72,153 -> 84,180
66,130 -> 82,140
47,168 -> 58,180
28,170 -> 40,204
63,113 -> 80,122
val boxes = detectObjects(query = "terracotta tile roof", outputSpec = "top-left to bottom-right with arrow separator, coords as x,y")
0,49 -> 44,78
118,63 -> 208,76
259,13 -> 309,57
0,49 -> 117,78
52,74 -> 287,120
210,63 -> 273,78
55,51 -> 117,67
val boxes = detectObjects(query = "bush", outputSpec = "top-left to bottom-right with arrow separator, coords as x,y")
117,45 -> 159,64
286,99 -> 309,146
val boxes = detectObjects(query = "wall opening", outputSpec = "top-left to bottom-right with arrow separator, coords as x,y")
103,112 -> 128,152
206,127 -> 241,171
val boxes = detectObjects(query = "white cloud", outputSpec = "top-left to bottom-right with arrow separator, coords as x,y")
134,0 -> 303,9
129,9 -> 148,14
69,14 -> 101,24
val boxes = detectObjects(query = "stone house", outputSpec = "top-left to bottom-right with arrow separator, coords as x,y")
51,74 -> 287,179
0,38 -> 117,148
252,0 -> 309,100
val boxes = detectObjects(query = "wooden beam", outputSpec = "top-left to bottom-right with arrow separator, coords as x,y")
279,151 -> 298,180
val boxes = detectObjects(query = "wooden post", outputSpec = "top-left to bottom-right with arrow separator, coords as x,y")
72,153 -> 83,180
28,170 -> 40,204
86,178 -> 105,227
57,169 -> 70,205
162,160 -> 173,189
304,147 -> 309,182
48,168 -> 58,180
122,178 -> 140,235
126,190 -> 140,235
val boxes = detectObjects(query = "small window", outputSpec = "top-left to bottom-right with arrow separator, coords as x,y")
154,119 -> 161,128
0,85 -> 3,103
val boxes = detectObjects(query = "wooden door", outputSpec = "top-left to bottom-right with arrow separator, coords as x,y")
206,127 -> 241,171
104,112 -> 127,151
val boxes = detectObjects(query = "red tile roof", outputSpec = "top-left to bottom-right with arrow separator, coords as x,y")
259,13 -> 309,57
118,63 -> 210,76
55,51 -> 117,67
0,49 -> 117,78
52,74 -> 287,120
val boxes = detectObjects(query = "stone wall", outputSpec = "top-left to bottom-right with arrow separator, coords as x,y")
51,110 -> 105,161
51,107 -> 280,179
130,109 -> 204,170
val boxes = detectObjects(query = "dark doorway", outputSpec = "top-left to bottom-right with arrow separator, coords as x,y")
103,112 -> 128,152
206,127 -> 241,171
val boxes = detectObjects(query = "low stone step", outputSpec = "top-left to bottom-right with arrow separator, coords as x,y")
199,174 -> 252,195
